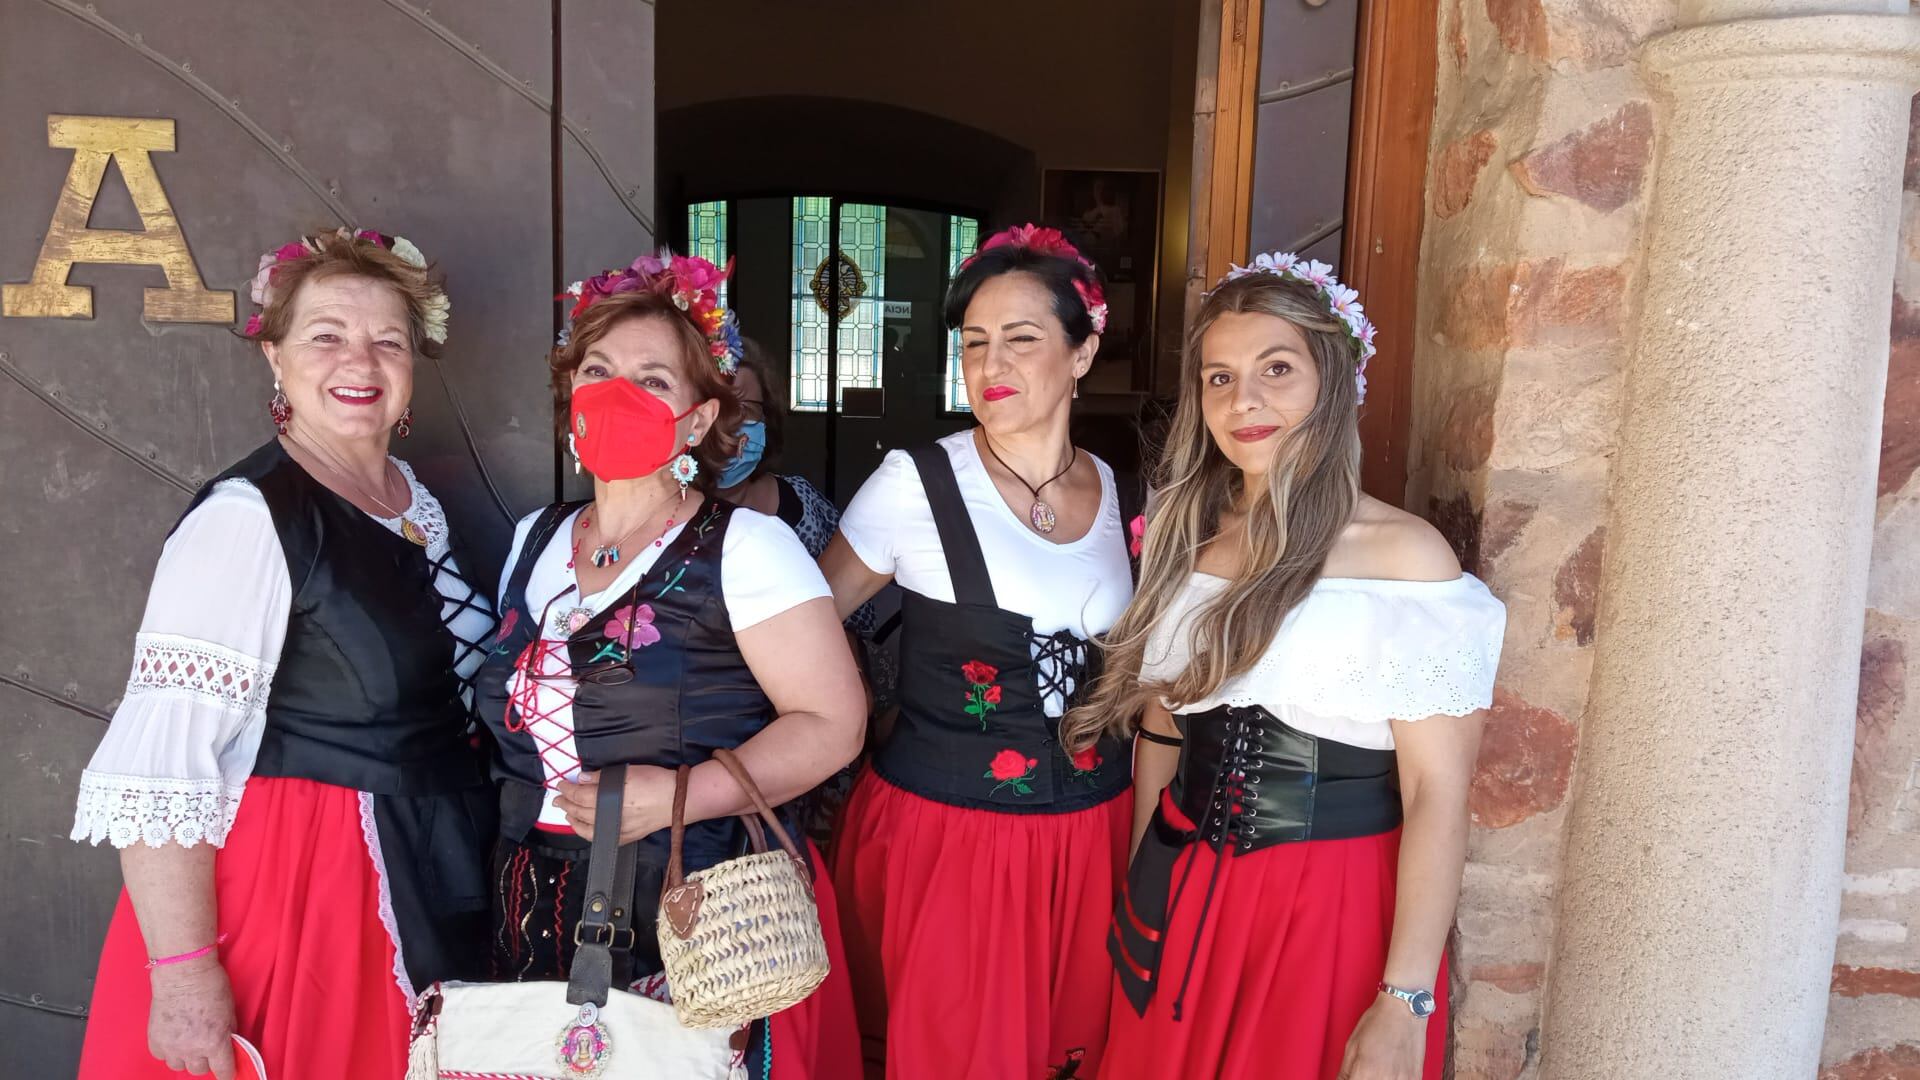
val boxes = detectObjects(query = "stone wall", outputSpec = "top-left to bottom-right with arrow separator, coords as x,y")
1822,90 -> 1920,1080
1411,2 -> 1663,1074
1409,1 -> 1918,1075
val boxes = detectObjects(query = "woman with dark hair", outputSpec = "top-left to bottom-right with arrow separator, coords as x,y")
71,228 -> 494,1080
820,225 -> 1136,1078
1078,254 -> 1505,1079
472,253 -> 864,1079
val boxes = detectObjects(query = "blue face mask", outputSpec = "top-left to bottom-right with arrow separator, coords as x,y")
719,420 -> 767,488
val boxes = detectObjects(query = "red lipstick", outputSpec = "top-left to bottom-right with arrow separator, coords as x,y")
981,385 -> 1018,402
1230,424 -> 1279,443
329,386 -> 384,406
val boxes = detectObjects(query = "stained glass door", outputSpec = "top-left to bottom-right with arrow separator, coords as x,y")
800,199 -> 978,498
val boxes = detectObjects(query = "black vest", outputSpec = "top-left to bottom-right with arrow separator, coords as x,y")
474,499 -> 783,864
184,441 -> 484,795
179,441 -> 495,988
872,445 -> 1133,814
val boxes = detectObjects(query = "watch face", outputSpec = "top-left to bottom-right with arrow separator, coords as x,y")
1409,990 -> 1437,1018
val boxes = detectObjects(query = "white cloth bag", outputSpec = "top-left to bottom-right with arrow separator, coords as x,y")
406,980 -> 741,1080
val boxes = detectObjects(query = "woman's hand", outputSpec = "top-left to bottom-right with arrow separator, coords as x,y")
554,765 -> 677,844
1337,993 -> 1428,1080
147,956 -> 237,1079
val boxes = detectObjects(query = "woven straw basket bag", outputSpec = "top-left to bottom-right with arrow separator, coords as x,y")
657,748 -> 830,1029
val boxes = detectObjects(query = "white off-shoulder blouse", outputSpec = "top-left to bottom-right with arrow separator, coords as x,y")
70,461 -> 494,849
1139,573 -> 1507,750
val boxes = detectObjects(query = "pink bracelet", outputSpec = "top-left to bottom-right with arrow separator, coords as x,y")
145,933 -> 228,970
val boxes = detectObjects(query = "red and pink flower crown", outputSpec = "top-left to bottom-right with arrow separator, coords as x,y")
965,223 -> 1109,335
1215,251 -> 1378,403
244,228 -> 449,343
557,250 -> 744,375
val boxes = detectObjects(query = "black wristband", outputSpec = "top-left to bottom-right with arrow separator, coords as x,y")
1136,728 -> 1184,748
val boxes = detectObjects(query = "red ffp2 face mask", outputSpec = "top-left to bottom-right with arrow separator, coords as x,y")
569,378 -> 697,482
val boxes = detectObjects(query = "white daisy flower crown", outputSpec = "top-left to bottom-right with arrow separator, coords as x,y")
1214,251 -> 1378,403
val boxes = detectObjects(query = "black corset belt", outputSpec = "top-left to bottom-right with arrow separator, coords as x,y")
1110,704 -> 1403,1019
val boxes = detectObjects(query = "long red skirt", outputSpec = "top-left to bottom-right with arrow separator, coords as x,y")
78,776 -> 411,1080
768,841 -> 863,1080
1102,798 -> 1447,1080
832,768 -> 1131,1079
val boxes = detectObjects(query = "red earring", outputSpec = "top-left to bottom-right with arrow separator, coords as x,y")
395,407 -> 413,439
269,380 -> 292,435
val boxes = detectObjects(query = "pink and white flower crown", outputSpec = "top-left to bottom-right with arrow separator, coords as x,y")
557,250 -> 743,375
1215,251 -> 1378,403
245,228 -> 449,343
966,223 -> 1109,335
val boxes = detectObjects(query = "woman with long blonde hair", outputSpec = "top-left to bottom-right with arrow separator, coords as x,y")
1074,254 -> 1506,1080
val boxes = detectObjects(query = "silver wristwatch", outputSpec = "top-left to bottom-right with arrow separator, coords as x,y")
1378,982 -> 1437,1018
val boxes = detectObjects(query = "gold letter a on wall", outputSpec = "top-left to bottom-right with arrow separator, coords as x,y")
3,115 -> 235,323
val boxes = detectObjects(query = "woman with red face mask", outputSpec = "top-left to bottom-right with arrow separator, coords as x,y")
469,253 -> 865,1079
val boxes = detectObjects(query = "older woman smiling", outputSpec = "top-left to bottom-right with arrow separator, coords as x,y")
72,228 -> 496,1080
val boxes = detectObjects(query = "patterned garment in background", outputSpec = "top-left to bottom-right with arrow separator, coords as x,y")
773,473 -> 893,846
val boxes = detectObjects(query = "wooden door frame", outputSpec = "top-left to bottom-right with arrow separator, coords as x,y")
1187,0 -> 1439,505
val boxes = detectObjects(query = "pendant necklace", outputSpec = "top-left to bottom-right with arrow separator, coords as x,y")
980,436 -> 1077,535
576,502 -> 678,569
287,434 -> 429,546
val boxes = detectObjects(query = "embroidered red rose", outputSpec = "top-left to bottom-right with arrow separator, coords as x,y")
988,749 -> 1031,781
1071,745 -> 1101,773
961,659 -> 1003,730
984,749 -> 1039,797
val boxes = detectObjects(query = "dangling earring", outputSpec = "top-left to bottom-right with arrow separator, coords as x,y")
269,378 -> 292,435
568,432 -> 582,475
394,407 -> 413,439
1072,379 -> 1080,400
669,434 -> 700,499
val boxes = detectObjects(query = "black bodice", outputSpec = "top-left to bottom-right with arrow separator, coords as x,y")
872,444 -> 1132,814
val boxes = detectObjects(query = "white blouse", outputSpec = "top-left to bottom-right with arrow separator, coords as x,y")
500,502 -> 831,830
71,461 -> 494,849
1140,573 -> 1507,750
837,429 -> 1133,716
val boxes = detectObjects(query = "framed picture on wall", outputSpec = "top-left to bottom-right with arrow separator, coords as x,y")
1042,168 -> 1162,393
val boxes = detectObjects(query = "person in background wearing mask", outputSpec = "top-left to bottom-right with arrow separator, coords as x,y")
714,338 -> 849,564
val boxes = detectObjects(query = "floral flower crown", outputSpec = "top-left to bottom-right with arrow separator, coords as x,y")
245,227 -> 450,344
966,223 -> 1109,335
1214,251 -> 1378,403
557,250 -> 744,375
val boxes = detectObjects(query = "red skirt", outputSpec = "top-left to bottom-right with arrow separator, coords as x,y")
78,776 -> 411,1080
768,841 -> 863,1080
1102,801 -> 1446,1080
831,768 -> 1130,1079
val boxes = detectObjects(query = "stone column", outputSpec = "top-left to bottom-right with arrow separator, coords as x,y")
1537,14 -> 1920,1079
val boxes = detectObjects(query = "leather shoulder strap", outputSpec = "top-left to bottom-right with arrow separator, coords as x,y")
566,764 -> 640,1006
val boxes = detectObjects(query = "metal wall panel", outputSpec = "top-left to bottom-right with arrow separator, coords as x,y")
0,0 -> 653,1068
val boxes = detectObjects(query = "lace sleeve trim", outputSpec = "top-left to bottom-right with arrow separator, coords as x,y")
126,633 -> 277,714
71,771 -> 245,849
